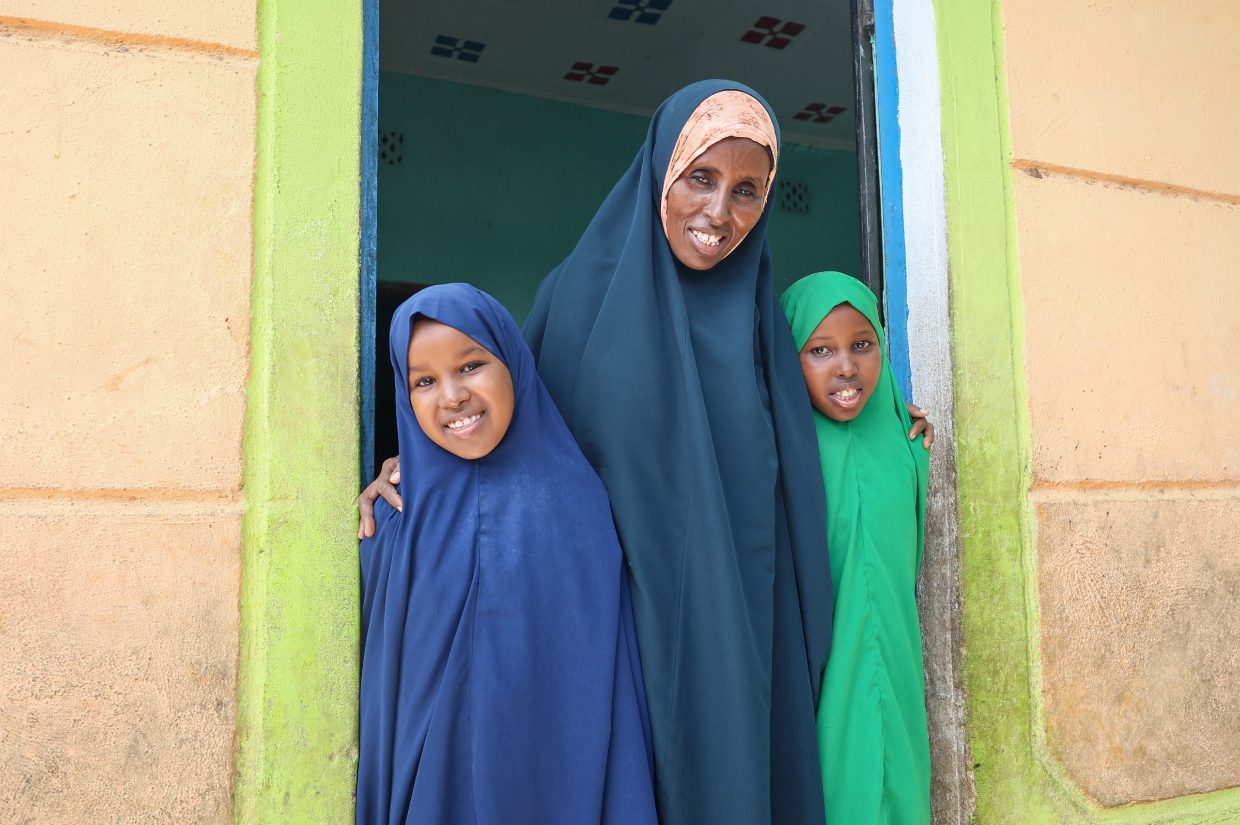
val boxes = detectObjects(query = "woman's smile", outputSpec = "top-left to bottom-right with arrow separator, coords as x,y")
689,228 -> 726,248
663,137 -> 771,270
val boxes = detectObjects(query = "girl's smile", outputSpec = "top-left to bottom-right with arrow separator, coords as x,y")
798,302 -> 883,422
407,319 -> 515,459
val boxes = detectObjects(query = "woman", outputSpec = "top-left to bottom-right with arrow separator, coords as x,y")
357,284 -> 657,824
521,80 -> 832,824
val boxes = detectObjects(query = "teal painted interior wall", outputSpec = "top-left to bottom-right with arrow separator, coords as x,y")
377,74 -> 861,322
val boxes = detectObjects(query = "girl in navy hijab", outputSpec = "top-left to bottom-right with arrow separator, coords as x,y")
356,283 -> 657,825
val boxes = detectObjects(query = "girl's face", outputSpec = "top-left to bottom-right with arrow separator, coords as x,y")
407,319 -> 515,459
664,137 -> 771,270
798,303 -> 882,422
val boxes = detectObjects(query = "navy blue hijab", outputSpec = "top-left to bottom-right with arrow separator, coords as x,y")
524,81 -> 833,825
357,284 -> 657,825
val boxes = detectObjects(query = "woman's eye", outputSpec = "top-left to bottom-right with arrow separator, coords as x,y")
413,376 -> 434,389
735,185 -> 757,198
854,340 -> 873,351
460,361 -> 484,374
691,172 -> 712,186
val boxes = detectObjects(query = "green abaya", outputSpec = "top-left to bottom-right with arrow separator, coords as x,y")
781,272 -> 931,825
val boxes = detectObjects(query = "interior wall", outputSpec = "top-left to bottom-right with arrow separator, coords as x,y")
377,73 -> 861,323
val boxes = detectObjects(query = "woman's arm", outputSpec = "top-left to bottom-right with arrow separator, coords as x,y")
358,455 -> 403,539
906,404 -> 934,449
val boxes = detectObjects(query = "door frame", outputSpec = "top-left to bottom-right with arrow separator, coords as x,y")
234,0 -> 970,821
234,0 -> 367,821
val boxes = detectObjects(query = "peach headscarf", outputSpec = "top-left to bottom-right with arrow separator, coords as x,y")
659,90 -> 779,247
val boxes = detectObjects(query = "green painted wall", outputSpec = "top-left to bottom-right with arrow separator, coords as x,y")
236,0 -> 362,821
936,1 -> 1239,822
376,74 -> 861,322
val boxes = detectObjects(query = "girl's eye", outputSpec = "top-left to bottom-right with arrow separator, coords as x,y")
811,346 -> 831,357
460,361 -> 485,374
854,340 -> 873,351
413,376 -> 434,389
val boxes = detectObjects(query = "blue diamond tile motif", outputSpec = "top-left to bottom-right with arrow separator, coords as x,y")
608,0 -> 673,25
431,35 -> 487,63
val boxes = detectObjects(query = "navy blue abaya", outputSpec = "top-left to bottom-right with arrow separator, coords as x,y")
357,284 -> 657,825
523,81 -> 834,825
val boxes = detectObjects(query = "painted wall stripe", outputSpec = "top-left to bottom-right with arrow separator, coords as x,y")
890,0 -> 972,820
235,0 -> 363,821
360,0 -> 380,484
872,0 -> 914,401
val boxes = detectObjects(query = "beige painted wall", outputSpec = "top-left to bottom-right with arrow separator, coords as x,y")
1002,0 -> 1240,808
0,8 -> 256,823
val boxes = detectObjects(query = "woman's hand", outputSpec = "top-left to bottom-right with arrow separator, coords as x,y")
358,455 -> 403,539
907,404 -> 934,450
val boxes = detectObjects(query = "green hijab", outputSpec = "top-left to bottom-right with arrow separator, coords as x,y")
780,271 -> 928,580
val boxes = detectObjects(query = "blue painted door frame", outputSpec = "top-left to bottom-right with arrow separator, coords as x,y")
872,0 -> 914,400
360,0 -> 380,483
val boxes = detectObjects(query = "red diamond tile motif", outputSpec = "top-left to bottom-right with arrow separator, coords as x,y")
564,62 -> 620,85
740,16 -> 807,50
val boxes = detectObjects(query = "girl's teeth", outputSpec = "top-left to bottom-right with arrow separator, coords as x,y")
448,413 -> 481,430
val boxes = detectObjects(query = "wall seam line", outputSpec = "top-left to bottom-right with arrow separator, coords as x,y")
0,16 -> 259,60
1011,159 -> 1240,206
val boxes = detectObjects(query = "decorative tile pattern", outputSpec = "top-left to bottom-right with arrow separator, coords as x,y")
740,16 -> 806,49
379,131 -> 404,166
564,62 -> 620,86
791,103 -> 847,123
778,180 -> 811,214
608,0 -> 673,25
430,35 -> 487,63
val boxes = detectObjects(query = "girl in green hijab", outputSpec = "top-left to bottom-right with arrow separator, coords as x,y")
781,271 -> 931,824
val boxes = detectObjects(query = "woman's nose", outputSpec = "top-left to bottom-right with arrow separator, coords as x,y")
703,189 -> 730,224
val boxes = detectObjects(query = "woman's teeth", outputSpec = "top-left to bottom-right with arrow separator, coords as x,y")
690,229 -> 724,247
447,413 -> 482,430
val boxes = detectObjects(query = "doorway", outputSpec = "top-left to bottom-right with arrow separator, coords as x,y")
366,0 -> 870,474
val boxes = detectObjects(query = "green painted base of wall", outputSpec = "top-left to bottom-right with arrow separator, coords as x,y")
235,0 -> 363,821
936,1 -> 1240,822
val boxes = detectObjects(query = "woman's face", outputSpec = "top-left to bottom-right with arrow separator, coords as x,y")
407,319 -> 515,459
664,137 -> 771,270
798,303 -> 883,422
